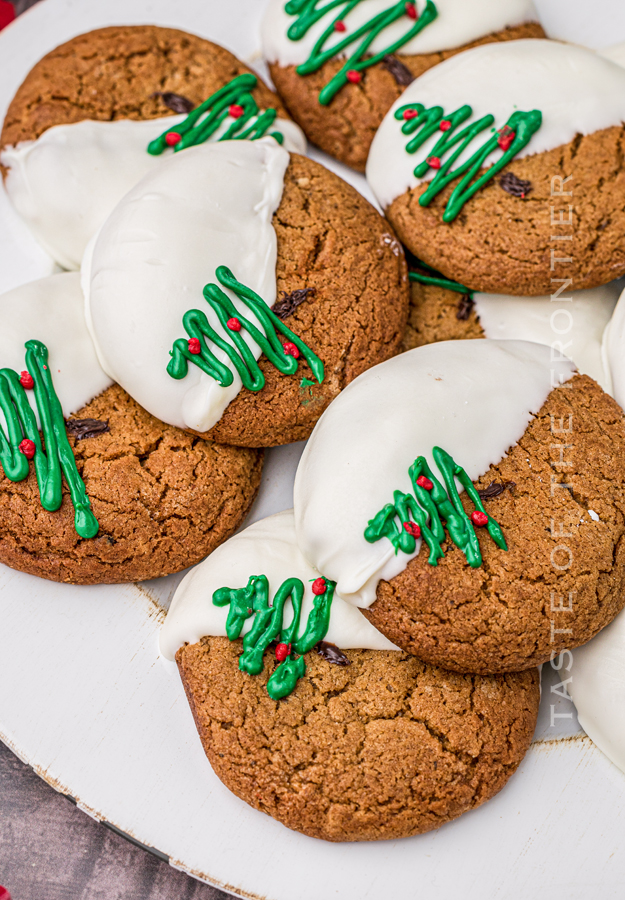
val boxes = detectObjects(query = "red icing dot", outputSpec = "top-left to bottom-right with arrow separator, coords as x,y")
0,886 -> 13,900
188,337 -> 201,355
497,127 -> 516,151
229,104 -> 244,119
416,475 -> 433,490
165,132 -> 182,147
0,1 -> 16,31
405,2 -> 418,19
439,119 -> 452,131
346,70 -> 362,84
403,108 -> 418,120
275,642 -> 291,662
426,156 -> 441,169
283,341 -> 300,359
19,371 -> 34,390
19,439 -> 36,460
227,317 -> 242,332
334,19 -> 346,32
312,577 -> 327,595
403,521 -> 421,538
471,510 -> 489,528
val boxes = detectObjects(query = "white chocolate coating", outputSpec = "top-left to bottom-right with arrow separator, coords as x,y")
293,339 -> 575,608
83,139 -> 288,433
1,115 -> 306,271
474,284 -> 619,393
602,285 -> 625,409
159,509 -> 398,661
568,610 -> 625,776
0,272 -> 112,425
366,40 -> 625,209
261,0 -> 538,66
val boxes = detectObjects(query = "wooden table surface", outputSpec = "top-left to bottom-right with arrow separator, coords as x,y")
0,3 -> 228,898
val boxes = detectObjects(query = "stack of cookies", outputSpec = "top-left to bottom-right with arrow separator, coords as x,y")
3,0 -> 625,847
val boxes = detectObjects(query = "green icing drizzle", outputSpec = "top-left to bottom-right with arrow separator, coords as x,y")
364,446 -> 507,568
0,341 -> 99,539
213,574 -> 336,699
408,260 -> 473,298
167,266 -> 324,392
394,103 -> 542,221
147,74 -> 285,155
285,0 -> 438,104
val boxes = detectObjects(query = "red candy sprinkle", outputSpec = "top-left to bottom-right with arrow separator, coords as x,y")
405,2 -> 418,19
227,317 -> 242,332
229,104 -> 244,119
471,510 -> 489,528
165,132 -> 182,147
0,0 -> 16,31
439,119 -> 452,131
416,475 -> 433,490
403,108 -> 418,120
312,577 -> 327,595
334,19 -> 346,31
0,886 -> 13,900
497,127 -> 516,151
19,439 -> 36,460
19,371 -> 34,390
346,70 -> 362,84
283,341 -> 300,359
403,521 -> 421,538
426,156 -> 441,169
188,338 -> 201,355
275,642 -> 291,662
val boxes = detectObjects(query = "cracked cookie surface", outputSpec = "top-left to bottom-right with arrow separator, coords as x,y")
403,280 -> 483,351
0,385 -> 263,584
176,636 -> 539,842
269,23 -> 544,172
0,24 -> 289,153
387,126 -> 625,295
199,154 -> 409,447
364,375 -> 625,673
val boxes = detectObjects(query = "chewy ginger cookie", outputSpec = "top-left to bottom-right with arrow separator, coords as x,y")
262,0 -> 543,171
0,274 -> 262,585
161,510 -> 539,842
84,140 -> 409,448
0,26 -> 306,271
293,339 -> 625,674
403,266 -> 618,392
177,638 -> 539,841
367,40 -> 625,295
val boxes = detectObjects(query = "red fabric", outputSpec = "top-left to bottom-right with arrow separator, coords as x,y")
0,1 -> 15,30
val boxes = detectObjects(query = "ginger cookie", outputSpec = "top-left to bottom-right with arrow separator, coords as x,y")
367,40 -> 625,295
83,140 -> 409,448
0,25 -> 306,269
262,0 -> 543,171
294,339 -> 625,674
404,262 -> 618,391
0,274 -> 262,584
162,510 -> 540,842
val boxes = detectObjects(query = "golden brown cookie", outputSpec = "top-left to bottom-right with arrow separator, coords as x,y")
176,636 -> 540,842
403,279 -> 482,351
0,25 -> 289,153
269,22 -> 544,172
0,385 -> 263,585
196,153 -> 409,447
365,374 -> 625,673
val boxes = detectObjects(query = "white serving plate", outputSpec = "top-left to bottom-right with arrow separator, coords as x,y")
2,1 -> 625,898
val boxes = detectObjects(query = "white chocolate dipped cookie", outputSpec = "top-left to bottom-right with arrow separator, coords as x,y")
83,139 -> 409,448
164,509 -> 541,842
293,339 -> 625,673
262,0 -> 543,170
366,40 -> 625,295
0,24 -> 306,270
0,273 -> 264,584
